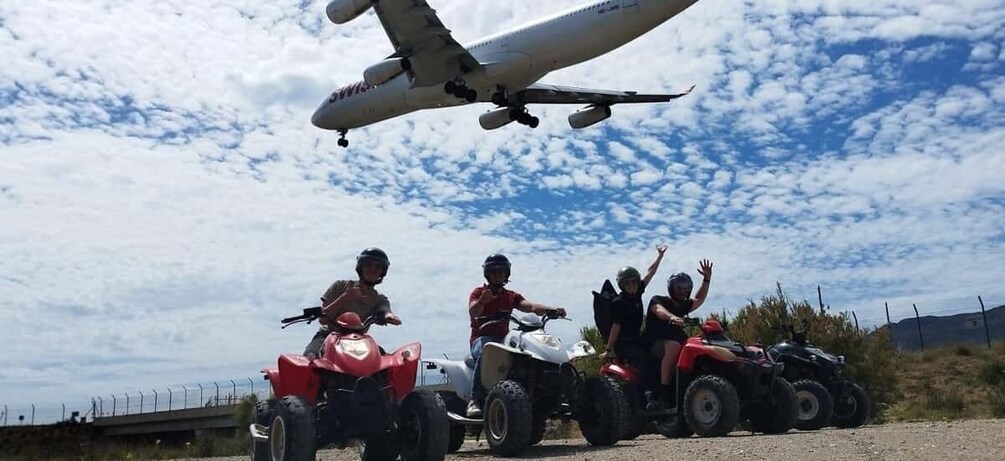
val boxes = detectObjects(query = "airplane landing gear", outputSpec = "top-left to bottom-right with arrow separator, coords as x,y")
509,107 -> 540,129
491,87 -> 510,107
337,129 -> 349,148
444,80 -> 478,103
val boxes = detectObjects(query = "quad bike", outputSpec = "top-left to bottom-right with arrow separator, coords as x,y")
600,316 -> 798,439
249,307 -> 448,461
424,309 -> 624,457
765,323 -> 870,430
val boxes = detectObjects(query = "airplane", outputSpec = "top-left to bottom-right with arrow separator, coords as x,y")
311,0 -> 701,147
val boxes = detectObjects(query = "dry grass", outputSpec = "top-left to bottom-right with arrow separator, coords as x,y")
887,342 -> 1005,421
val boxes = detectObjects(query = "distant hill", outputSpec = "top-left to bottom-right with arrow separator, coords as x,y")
887,304 -> 1005,350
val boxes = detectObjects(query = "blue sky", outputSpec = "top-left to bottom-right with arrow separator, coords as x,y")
1,0 -> 1004,413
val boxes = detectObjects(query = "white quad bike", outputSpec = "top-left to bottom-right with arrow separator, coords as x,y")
424,310 -> 626,457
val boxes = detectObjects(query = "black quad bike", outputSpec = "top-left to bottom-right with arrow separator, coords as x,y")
765,323 -> 870,430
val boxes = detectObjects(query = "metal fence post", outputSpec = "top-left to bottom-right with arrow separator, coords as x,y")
249,377 -> 254,398
168,388 -> 173,411
818,285 -> 824,312
98,397 -> 103,417
125,393 -> 129,415
199,384 -> 204,407
852,311 -> 859,331
31,404 -> 35,426
153,390 -> 158,412
183,386 -> 188,410
979,295 -> 992,349
215,382 -> 220,406
912,303 -> 925,351
112,395 -> 117,416
62,404 -> 66,422
139,391 -> 144,414
230,380 -> 237,404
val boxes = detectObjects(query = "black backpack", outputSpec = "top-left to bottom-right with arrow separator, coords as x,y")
592,279 -> 618,343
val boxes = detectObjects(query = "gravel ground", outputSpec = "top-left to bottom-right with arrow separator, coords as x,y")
196,419 -> 1003,461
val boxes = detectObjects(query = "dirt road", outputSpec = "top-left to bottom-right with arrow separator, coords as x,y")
202,419 -> 1003,461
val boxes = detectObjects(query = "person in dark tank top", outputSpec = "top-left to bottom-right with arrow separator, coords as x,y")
645,258 -> 713,408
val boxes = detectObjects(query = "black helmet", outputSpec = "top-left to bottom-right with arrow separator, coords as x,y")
482,253 -> 511,285
666,272 -> 693,295
616,266 -> 641,289
356,247 -> 390,284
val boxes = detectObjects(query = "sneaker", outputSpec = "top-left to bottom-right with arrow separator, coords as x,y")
466,400 -> 482,418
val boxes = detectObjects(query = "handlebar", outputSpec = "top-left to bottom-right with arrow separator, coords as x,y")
475,309 -> 568,330
280,307 -> 387,330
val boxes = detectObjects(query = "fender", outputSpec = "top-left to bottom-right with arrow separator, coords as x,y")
678,340 -> 737,375
273,354 -> 321,403
382,342 -> 422,400
425,358 -> 475,401
600,361 -> 640,382
481,342 -> 529,391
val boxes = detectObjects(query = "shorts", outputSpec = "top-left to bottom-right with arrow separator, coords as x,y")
649,328 -> 687,358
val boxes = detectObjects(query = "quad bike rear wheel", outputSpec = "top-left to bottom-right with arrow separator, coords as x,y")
484,380 -> 533,457
250,399 -> 275,461
269,396 -> 316,461
792,379 -> 834,431
358,432 -> 399,461
528,411 -> 547,446
578,376 -> 626,446
747,377 -> 798,434
683,375 -> 740,438
436,391 -> 467,453
398,389 -> 449,461
833,382 -> 870,428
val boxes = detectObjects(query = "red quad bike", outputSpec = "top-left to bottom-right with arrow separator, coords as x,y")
601,318 -> 798,439
249,307 -> 448,461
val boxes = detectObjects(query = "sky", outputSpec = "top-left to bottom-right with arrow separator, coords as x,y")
1,0 -> 1004,417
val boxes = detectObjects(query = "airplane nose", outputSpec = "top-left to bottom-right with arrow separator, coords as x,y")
310,103 -> 327,128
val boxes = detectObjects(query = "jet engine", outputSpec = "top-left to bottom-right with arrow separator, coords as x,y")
568,105 -> 612,129
326,0 -> 375,24
479,107 -> 516,130
363,58 -> 411,87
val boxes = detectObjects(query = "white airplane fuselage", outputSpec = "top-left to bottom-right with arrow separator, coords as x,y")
311,0 -> 700,131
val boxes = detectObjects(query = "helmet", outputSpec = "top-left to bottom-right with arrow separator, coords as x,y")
616,266 -> 641,289
482,254 -> 511,285
666,272 -> 693,296
356,247 -> 390,284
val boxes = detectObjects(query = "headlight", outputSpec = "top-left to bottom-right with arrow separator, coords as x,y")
340,339 -> 371,359
530,334 -> 561,349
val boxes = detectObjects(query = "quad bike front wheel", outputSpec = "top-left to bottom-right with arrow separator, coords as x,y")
683,375 -> 740,438
792,379 -> 834,431
250,399 -> 275,461
833,382 -> 870,428
398,389 -> 449,461
269,396 -> 316,461
578,376 -> 627,446
484,380 -> 533,457
747,377 -> 798,434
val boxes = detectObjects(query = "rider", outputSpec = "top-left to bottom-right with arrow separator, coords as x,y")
466,253 -> 567,418
303,247 -> 402,359
645,259 -> 713,408
599,244 -> 667,404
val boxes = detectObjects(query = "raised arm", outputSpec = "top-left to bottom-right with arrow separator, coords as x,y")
691,259 -> 713,311
642,244 -> 668,286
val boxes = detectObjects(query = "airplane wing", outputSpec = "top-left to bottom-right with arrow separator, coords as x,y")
372,0 -> 480,87
516,83 -> 696,105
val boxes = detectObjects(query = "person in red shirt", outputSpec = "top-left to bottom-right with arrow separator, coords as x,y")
466,254 -> 566,418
